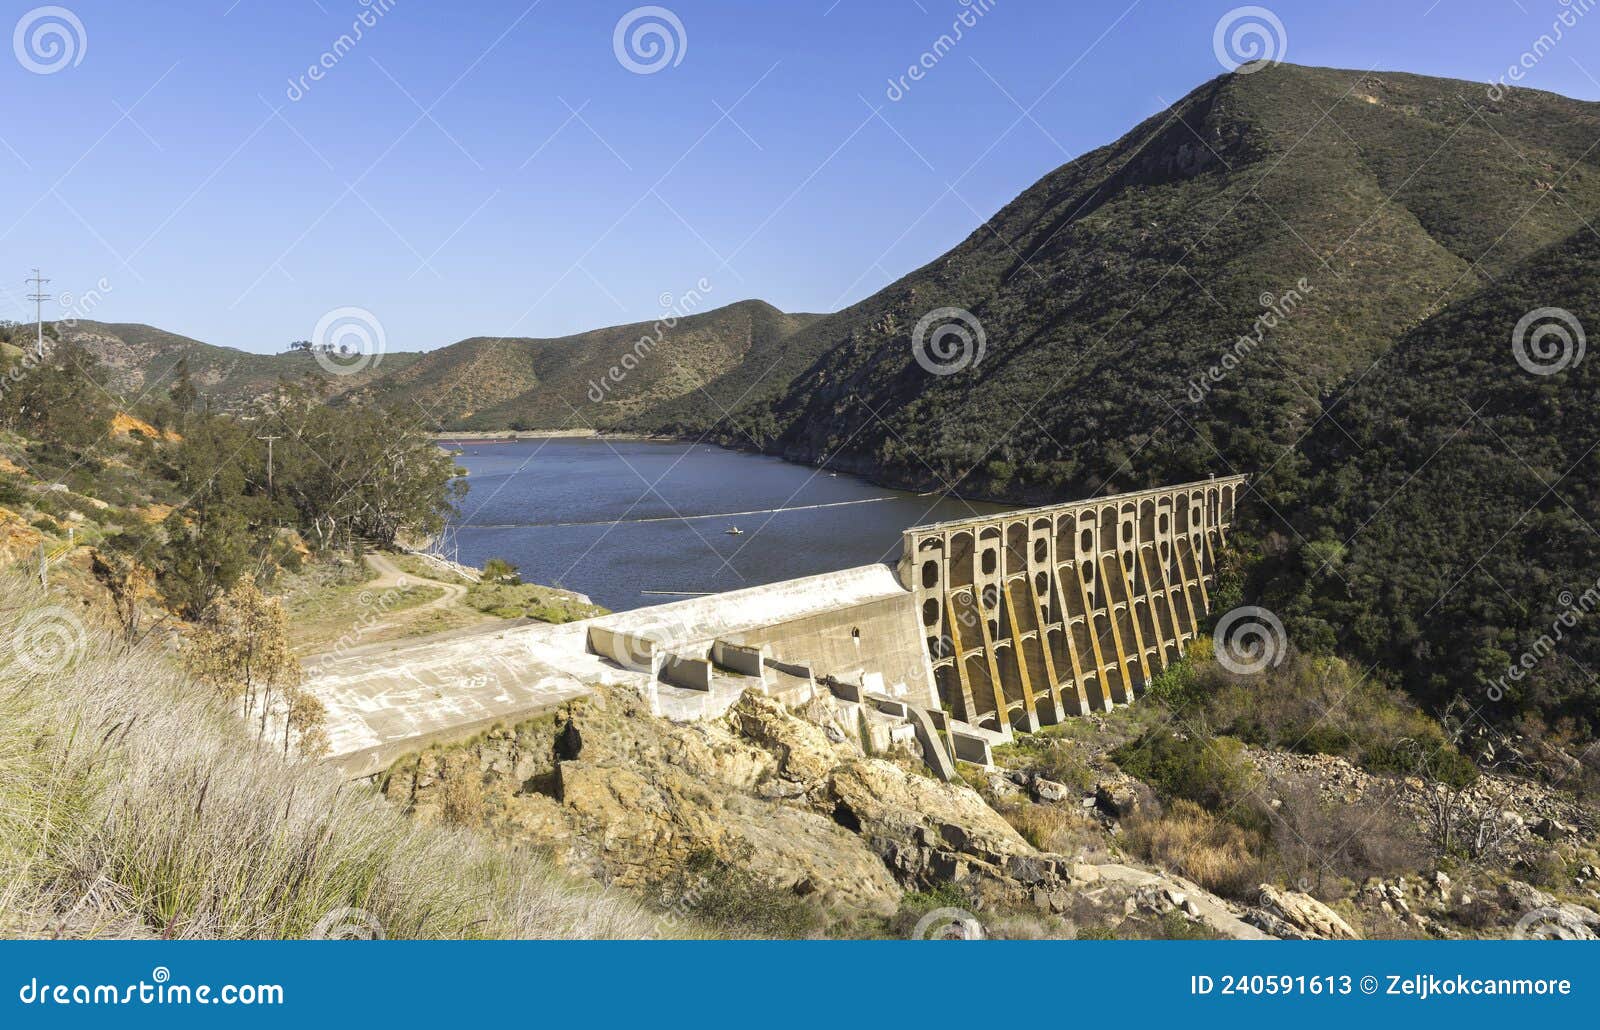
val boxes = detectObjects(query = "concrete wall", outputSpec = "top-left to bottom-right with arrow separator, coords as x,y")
898,475 -> 1248,734
719,591 -> 939,709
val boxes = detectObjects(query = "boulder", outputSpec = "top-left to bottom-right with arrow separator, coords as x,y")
1094,778 -> 1142,817
1255,884 -> 1361,940
1032,777 -> 1072,803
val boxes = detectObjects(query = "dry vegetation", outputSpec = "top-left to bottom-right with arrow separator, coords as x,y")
0,572 -> 657,940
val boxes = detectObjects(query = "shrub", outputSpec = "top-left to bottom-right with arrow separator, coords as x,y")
1264,775 -> 1423,894
1112,729 -> 1261,815
1003,802 -> 1097,854
994,735 -> 1094,793
656,849 -> 822,940
1123,800 -> 1264,899
1201,653 -> 1474,781
482,557 -> 521,585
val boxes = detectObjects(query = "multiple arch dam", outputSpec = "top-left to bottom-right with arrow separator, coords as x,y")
901,475 -> 1246,736
307,474 -> 1246,778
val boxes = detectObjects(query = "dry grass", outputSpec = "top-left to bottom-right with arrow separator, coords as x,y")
1002,803 -> 1104,857
1123,800 -> 1264,900
0,572 -> 657,940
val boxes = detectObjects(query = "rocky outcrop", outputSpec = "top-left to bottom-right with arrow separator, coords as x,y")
382,686 -> 1334,938
1249,884 -> 1361,940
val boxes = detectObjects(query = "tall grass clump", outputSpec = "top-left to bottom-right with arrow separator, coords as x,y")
0,573 -> 656,939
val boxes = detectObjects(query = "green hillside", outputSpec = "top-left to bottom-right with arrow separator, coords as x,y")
342,299 -> 818,431
634,64 -> 1600,506
1270,227 -> 1600,734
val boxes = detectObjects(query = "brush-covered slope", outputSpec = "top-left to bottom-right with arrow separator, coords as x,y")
1272,226 -> 1600,729
345,299 -> 817,431
637,64 -> 1600,501
58,321 -> 421,410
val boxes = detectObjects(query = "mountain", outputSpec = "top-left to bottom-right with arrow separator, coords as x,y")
340,299 -> 818,431
632,63 -> 1600,505
1272,225 -> 1600,731
57,321 -> 421,410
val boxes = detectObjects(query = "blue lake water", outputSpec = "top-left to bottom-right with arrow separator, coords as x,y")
442,438 -> 1010,612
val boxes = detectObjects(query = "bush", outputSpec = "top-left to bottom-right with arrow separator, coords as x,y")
1201,653 -> 1474,781
655,849 -> 822,939
994,735 -> 1094,793
1123,800 -> 1264,899
1264,775 -> 1423,894
1112,729 -> 1261,816
1002,802 -> 1098,854
482,557 -> 521,585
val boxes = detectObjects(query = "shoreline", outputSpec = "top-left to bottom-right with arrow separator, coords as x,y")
433,429 -> 674,443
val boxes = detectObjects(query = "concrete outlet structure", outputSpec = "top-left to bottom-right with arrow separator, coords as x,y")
306,475 -> 1245,780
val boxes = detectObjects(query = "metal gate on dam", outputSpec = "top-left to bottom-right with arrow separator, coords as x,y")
898,474 -> 1247,735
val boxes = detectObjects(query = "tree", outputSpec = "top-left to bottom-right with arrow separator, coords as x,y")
186,579 -> 302,743
4,339 -> 112,445
283,682 -> 329,758
91,542 -> 157,641
267,389 -> 464,549
168,356 -> 198,415
158,509 -> 253,618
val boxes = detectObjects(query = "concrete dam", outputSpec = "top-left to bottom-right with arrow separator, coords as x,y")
307,475 -> 1246,778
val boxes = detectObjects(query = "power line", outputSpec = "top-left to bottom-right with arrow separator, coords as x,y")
25,268 -> 50,354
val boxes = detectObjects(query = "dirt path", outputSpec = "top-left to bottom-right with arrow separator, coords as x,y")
365,552 -> 471,615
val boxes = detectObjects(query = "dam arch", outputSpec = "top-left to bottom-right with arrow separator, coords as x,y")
897,474 -> 1246,735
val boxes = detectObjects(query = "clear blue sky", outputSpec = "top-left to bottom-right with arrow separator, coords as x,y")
3,0 -> 1597,353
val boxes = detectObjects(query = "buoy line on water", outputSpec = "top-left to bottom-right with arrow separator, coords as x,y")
468,494 -> 905,529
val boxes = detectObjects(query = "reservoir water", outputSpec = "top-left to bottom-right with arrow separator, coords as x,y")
442,438 -> 1010,612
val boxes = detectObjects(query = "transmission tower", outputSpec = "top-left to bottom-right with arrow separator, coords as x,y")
25,268 -> 51,354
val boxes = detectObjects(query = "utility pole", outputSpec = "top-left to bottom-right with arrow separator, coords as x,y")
257,435 -> 282,495
25,268 -> 51,355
